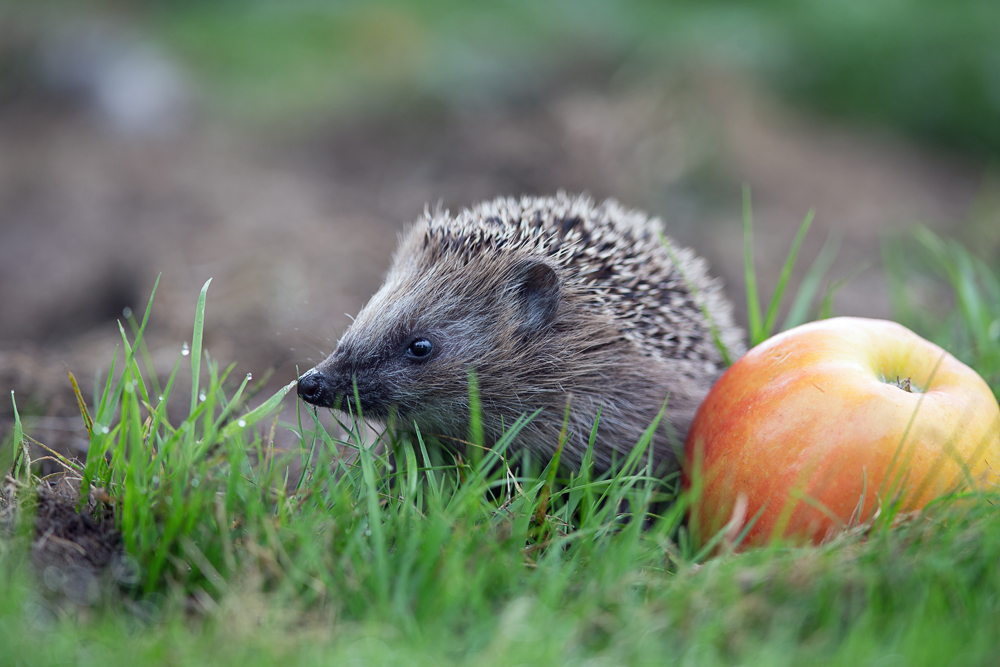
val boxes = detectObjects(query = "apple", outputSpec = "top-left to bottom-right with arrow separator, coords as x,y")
684,317 -> 1000,548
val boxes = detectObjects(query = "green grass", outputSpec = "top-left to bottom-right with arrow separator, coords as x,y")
2,221 -> 1000,665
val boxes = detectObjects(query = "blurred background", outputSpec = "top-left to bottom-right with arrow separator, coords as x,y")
2,0 -> 999,454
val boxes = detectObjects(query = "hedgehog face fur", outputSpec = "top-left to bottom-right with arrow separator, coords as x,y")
298,193 -> 745,473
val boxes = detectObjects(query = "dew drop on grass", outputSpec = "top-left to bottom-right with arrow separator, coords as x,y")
122,307 -> 132,319
100,426 -> 110,434
182,342 -> 190,356
191,477 -> 200,488
247,373 -> 253,381
199,391 -> 206,402
125,383 -> 134,394
158,396 -> 164,402
237,419 -> 247,428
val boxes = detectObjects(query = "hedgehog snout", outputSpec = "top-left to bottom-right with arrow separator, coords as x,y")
297,361 -> 397,418
297,368 -> 338,408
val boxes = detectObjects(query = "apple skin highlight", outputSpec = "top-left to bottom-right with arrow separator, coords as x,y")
684,317 -> 1000,548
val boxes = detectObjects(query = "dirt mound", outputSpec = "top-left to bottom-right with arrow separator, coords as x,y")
3,475 -> 131,607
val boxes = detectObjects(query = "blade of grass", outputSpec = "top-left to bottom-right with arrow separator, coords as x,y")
784,231 -> 841,330
124,304 -> 164,401
467,369 -> 484,466
190,278 -> 212,415
2,392 -> 24,479
535,396 -> 572,532
353,380 -> 388,607
762,208 -> 815,336
818,262 -> 870,320
66,369 -> 94,438
219,380 -> 297,440
743,186 -> 763,345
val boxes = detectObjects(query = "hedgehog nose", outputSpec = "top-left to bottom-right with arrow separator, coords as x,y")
297,369 -> 333,407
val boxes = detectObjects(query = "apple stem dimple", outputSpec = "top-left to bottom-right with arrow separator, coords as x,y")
890,376 -> 914,393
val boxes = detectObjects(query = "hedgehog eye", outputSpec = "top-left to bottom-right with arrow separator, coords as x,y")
405,338 -> 434,360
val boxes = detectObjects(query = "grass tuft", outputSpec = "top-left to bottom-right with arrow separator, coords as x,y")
885,226 -> 1000,396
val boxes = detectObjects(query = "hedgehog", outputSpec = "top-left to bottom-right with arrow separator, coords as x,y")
297,193 -> 745,473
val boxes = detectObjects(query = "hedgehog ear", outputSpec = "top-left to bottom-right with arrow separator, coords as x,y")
511,259 -> 560,337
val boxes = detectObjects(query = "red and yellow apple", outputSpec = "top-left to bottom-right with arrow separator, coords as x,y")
684,317 -> 1000,548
